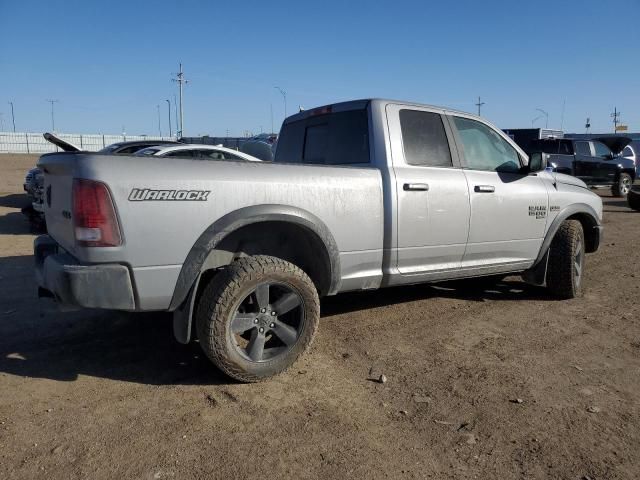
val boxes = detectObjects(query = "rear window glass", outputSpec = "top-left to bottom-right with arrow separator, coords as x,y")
399,110 -> 452,167
275,109 -> 369,165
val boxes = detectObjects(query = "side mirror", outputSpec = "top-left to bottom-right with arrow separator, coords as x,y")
527,152 -> 549,173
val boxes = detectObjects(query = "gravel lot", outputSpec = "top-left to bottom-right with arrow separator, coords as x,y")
1,153 -> 639,479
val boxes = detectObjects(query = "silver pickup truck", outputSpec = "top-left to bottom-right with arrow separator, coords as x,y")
35,99 -> 603,382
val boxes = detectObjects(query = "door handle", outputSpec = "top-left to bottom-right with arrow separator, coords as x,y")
403,183 -> 429,191
474,185 -> 495,193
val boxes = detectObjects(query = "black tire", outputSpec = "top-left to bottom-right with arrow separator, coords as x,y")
546,220 -> 585,299
611,172 -> 632,197
196,255 -> 320,382
628,189 -> 640,211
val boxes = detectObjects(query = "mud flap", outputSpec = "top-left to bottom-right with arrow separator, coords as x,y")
172,275 -> 201,344
522,249 -> 549,287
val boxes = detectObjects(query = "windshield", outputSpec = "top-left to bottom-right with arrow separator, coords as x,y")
99,144 -> 122,153
136,147 -> 161,155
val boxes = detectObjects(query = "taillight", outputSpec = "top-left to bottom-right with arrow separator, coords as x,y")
72,178 -> 122,247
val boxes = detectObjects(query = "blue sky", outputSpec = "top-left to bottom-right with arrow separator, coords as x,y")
1,0 -> 638,136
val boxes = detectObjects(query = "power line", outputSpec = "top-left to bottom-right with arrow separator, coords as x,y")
172,63 -> 189,137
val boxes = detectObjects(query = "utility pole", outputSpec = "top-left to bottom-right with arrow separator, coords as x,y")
270,103 -> 274,134
173,94 -> 178,137
611,107 -> 620,133
156,104 -> 162,136
274,86 -> 287,119
8,101 -> 16,132
46,99 -> 59,132
585,117 -> 591,134
165,99 -> 172,137
475,96 -> 485,116
0,113 -> 4,131
172,63 -> 189,137
536,108 -> 549,128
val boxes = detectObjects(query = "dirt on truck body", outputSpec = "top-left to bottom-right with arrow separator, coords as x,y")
1,153 -> 640,479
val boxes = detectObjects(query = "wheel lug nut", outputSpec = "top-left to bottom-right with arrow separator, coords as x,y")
271,311 -> 276,316
260,308 -> 266,313
270,323 -> 275,328
254,318 -> 259,324
259,327 -> 264,333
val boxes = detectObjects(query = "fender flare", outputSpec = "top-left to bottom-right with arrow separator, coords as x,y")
532,203 -> 601,268
169,204 -> 341,313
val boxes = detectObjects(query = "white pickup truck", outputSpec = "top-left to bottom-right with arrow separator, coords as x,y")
35,99 -> 603,381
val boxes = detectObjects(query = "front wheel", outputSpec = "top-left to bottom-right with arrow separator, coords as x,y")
612,172 -> 632,197
196,255 -> 320,382
546,220 -> 585,299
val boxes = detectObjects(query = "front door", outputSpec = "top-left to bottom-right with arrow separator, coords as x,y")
449,115 -> 549,271
591,140 -> 618,184
386,104 -> 470,276
573,140 -> 595,182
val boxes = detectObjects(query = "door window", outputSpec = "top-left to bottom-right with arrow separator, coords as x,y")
592,141 -> 612,158
574,141 -> 591,156
453,117 -> 521,172
198,150 -> 244,161
164,150 -> 195,158
399,110 -> 452,167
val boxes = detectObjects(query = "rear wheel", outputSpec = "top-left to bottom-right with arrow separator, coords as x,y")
546,220 -> 585,299
612,172 -> 632,197
196,255 -> 320,382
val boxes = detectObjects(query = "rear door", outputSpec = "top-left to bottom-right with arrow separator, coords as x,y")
386,104 -> 470,275
449,115 -> 549,270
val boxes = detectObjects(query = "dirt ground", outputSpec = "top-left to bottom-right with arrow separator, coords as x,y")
0,153 -> 638,480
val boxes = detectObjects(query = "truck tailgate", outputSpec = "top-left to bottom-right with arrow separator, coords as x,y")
38,153 -> 80,256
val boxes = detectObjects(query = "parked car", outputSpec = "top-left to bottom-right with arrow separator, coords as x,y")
621,140 -> 639,175
23,135 -> 181,224
34,98 -> 603,382
98,139 -> 181,154
135,144 -> 261,161
520,136 -> 635,197
240,134 -> 278,161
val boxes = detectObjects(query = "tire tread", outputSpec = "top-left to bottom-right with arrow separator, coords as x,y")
546,220 -> 584,299
196,255 -> 319,383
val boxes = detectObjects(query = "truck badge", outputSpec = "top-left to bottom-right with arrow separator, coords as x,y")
128,188 -> 211,201
528,205 -> 547,219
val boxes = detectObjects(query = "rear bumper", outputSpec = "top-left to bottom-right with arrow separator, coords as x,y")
34,235 -> 136,310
